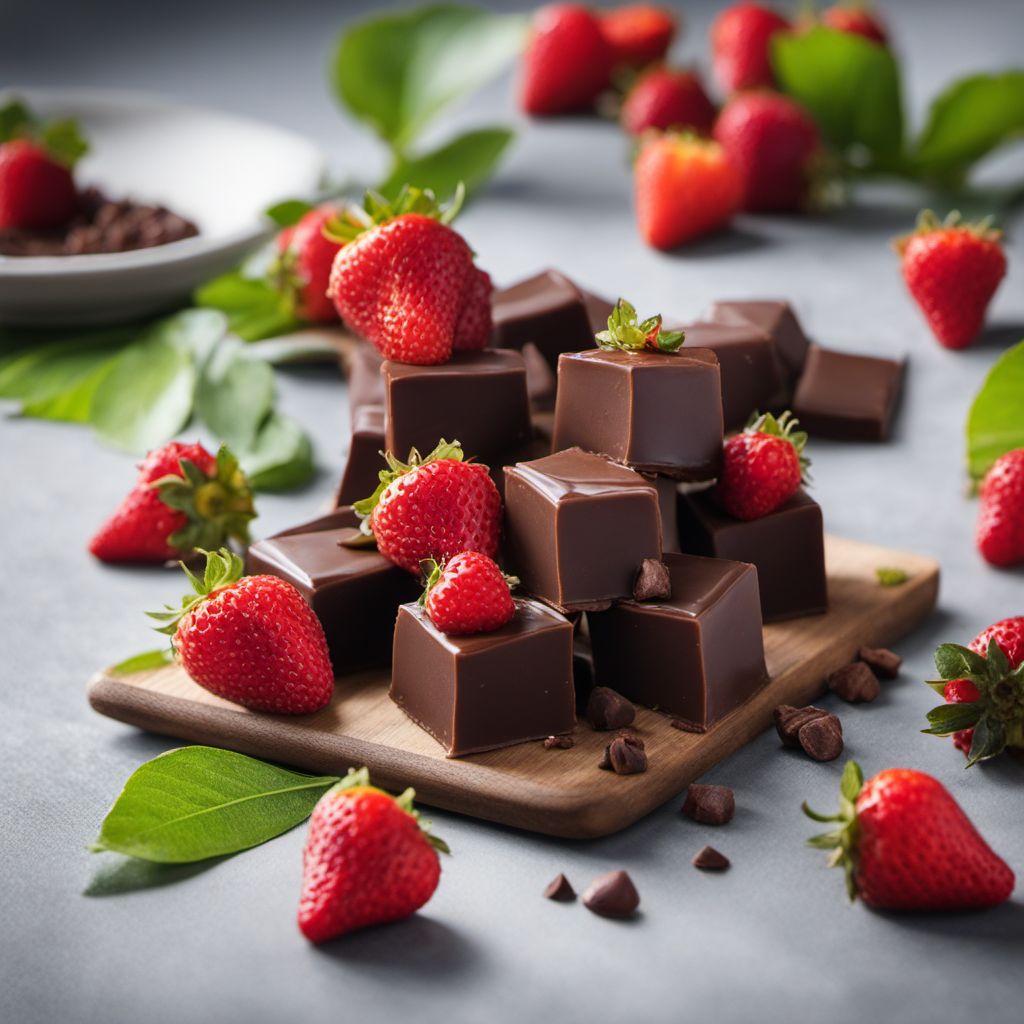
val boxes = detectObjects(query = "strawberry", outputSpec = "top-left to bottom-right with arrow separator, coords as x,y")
89,443 -> 254,564
326,186 -> 487,365
520,4 -> 613,116
895,210 -> 1007,350
634,133 -> 742,250
804,761 -> 1014,910
713,91 -> 821,212
421,552 -> 517,635
821,3 -> 888,45
977,449 -> 1024,568
711,3 -> 790,93
621,67 -> 716,137
355,440 -> 502,575
269,205 -> 343,324
925,616 -> 1024,765
715,411 -> 809,521
149,549 -> 333,714
298,768 -> 447,942
599,4 -> 677,71
453,266 -> 493,352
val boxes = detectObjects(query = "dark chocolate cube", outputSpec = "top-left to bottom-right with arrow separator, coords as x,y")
390,599 -> 575,757
655,476 -> 681,553
335,405 -> 386,506
504,447 -> 663,612
551,348 -> 724,481
678,489 -> 827,623
271,506 -> 360,539
587,553 -> 768,729
706,299 -> 811,381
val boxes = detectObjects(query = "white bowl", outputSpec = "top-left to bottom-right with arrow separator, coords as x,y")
0,88 -> 326,327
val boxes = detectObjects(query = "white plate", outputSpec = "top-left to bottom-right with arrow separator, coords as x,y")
0,88 -> 326,327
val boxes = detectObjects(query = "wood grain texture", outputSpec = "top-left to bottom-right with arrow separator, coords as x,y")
88,535 -> 939,839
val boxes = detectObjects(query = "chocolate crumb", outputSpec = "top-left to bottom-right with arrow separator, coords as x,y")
858,646 -> 902,680
544,873 -> 576,901
582,870 -> 640,918
798,714 -> 844,761
633,558 -> 671,601
670,717 -> 701,733
827,661 -> 881,703
543,734 -> 575,749
692,846 -> 730,871
773,704 -> 829,747
586,686 -> 636,730
599,734 -> 648,774
682,784 -> 735,825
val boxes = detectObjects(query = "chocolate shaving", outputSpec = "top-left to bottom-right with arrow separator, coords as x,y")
773,704 -> 829,747
582,870 -> 640,918
633,558 -> 671,601
543,873 -> 576,901
798,714 -> 844,762
858,646 -> 902,680
827,661 -> 880,703
682,784 -> 735,825
599,734 -> 648,774
669,717 -> 702,733
543,734 -> 575,749
586,686 -> 636,730
692,846 -> 730,871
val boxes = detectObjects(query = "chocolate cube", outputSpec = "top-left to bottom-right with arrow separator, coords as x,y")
346,344 -> 385,427
247,527 -> 419,675
503,448 -> 663,612
587,553 -> 768,729
390,599 -> 575,756
581,289 -> 616,333
271,506 -> 359,539
655,476 -> 681,553
706,299 -> 811,381
335,405 -> 385,506
678,489 -> 827,623
551,348 -> 724,481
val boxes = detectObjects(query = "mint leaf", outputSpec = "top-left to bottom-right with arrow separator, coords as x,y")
966,339 -> 1024,480
110,648 -> 176,675
240,412 -> 314,491
92,747 -> 339,863
195,271 -> 302,342
196,338 -> 275,452
265,198 -> 315,227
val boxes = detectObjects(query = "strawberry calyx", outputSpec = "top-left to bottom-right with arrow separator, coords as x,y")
146,548 -> 246,640
893,209 -> 1003,255
595,298 -> 685,353
417,556 -> 519,605
323,183 -> 465,244
802,760 -> 864,901
0,98 -> 88,168
923,639 -> 1024,766
744,409 -> 811,478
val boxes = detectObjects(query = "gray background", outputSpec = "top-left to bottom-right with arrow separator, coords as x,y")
2,2 -> 1024,1022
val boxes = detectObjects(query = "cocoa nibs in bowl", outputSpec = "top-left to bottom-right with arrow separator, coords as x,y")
827,661 -> 881,703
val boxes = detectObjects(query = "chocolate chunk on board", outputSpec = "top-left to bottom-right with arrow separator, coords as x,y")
773,704 -> 830,747
827,662 -> 881,703
858,646 -> 902,679
582,870 -> 640,919
798,715 -> 844,761
543,734 -> 575,749
634,559 -> 671,601
544,873 -> 576,901
586,687 -> 636,731
682,784 -> 735,825
692,846 -> 730,871
598,734 -> 648,774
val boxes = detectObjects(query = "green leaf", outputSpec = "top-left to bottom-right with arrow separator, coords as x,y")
0,99 -> 32,141
914,72 -> 1024,186
195,271 -> 302,342
966,339 -> 1024,480
875,566 -> 908,587
195,338 -> 275,452
923,702 -> 982,735
934,642 -> 988,681
38,117 -> 89,167
20,360 -> 115,423
965,717 -> 1006,767
91,747 -> 339,863
379,127 -> 515,201
110,648 -> 176,675
240,413 -> 314,491
265,198 -> 315,228
332,5 -> 527,150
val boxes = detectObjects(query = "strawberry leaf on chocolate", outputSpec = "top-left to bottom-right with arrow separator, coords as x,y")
595,299 -> 685,354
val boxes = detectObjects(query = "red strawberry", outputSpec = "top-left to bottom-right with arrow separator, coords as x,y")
711,3 -> 790,93
89,443 -> 255,564
453,266 -> 493,352
621,67 -> 716,137
355,440 -> 502,575
895,211 -> 1007,350
271,205 -> 343,324
715,411 -> 809,521
600,4 -> 677,71
150,549 -> 333,714
298,768 -> 447,943
421,552 -> 517,635
0,139 -> 78,230
520,4 -> 613,116
714,91 -> 821,212
805,761 -> 1014,910
634,133 -> 742,249
977,450 -> 1024,568
821,4 -> 888,45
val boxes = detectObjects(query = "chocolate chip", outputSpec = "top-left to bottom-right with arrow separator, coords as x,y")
692,846 -> 730,871
682,784 -> 735,825
858,646 -> 902,680
633,558 -> 671,601
543,734 -> 575,749
827,661 -> 881,703
543,873 -> 576,901
599,734 -> 648,774
773,704 -> 829,747
586,686 -> 636,730
669,717 -> 701,733
582,870 -> 640,918
797,714 -> 844,761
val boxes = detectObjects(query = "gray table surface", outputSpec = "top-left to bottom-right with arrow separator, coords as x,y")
3,2 -> 1024,1022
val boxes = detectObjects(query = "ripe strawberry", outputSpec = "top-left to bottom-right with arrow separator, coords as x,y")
804,761 -> 1014,910
270,205 -> 343,324
977,449 -> 1024,567
713,92 -> 821,212
821,4 -> 888,45
421,552 -> 517,635
355,440 -> 502,575
453,266 -> 493,352
298,768 -> 447,942
89,443 -> 255,564
150,549 -> 333,714
0,139 -> 78,230
895,211 -> 1007,350
621,67 -> 716,137
711,3 -> 790,93
599,4 -> 677,71
634,133 -> 742,249
715,411 -> 809,521
520,4 -> 613,116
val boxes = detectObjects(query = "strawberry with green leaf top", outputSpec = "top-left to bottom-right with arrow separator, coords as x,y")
421,552 -> 517,636
267,204 -> 344,324
596,298 -> 685,354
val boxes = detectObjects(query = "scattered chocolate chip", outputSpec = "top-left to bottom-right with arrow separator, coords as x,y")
543,734 -> 575,749
827,661 -> 881,703
599,734 -> 648,774
682,784 -> 735,825
586,686 -> 636,730
858,646 -> 902,680
692,846 -> 730,871
633,558 -> 671,601
669,717 -> 701,733
797,714 -> 844,761
582,870 -> 640,918
773,704 -> 830,747
543,873 -> 576,901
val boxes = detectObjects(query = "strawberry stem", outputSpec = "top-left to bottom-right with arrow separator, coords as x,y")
595,298 -> 684,353
146,548 -> 246,639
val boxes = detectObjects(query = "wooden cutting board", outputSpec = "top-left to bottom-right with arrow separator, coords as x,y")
88,535 -> 939,839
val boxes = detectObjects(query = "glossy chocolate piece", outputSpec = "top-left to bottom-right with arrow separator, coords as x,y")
706,299 -> 811,381
551,348 -> 724,481
588,553 -> 768,729
677,488 -> 827,623
335,405 -> 386,507
271,505 -> 360,539
346,344 -> 385,427
655,476 -> 680,552
247,527 -> 419,675
581,289 -> 616,333
792,344 -> 905,442
383,349 -> 531,463
522,341 -> 557,411
390,599 -> 575,757
503,448 -> 663,612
